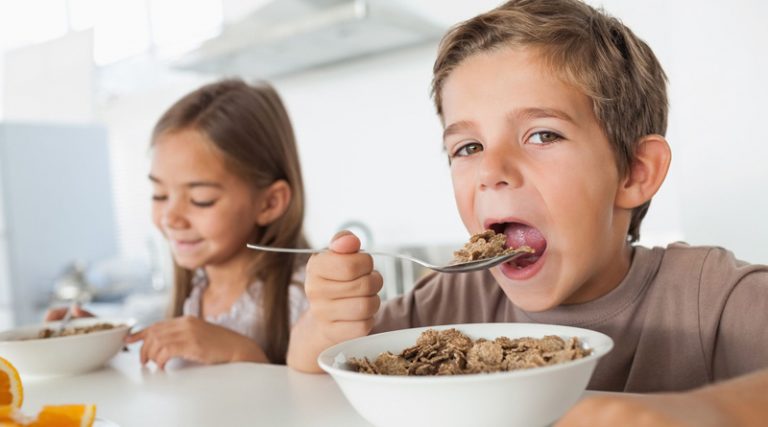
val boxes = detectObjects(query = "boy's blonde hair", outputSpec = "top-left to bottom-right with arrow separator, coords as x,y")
432,0 -> 668,242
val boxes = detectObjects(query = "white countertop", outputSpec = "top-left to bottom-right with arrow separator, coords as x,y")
23,349 -> 373,427
22,349 -> 613,427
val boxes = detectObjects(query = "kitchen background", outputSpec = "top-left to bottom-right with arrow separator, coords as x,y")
0,0 -> 766,329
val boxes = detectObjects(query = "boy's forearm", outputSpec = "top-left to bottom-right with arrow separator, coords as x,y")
287,311 -> 336,373
693,368 -> 768,425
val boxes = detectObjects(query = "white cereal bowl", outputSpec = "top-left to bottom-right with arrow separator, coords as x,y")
318,323 -> 613,427
0,317 -> 135,379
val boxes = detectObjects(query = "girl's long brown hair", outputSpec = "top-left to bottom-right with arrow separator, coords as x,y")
151,78 -> 308,364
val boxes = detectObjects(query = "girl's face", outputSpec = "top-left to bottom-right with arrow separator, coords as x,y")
150,129 -> 262,270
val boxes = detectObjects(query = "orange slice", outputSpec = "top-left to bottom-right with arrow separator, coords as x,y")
0,357 -> 23,409
29,405 -> 96,427
1,404 -> 24,426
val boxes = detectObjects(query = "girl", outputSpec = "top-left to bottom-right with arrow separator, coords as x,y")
129,78 -> 310,367
51,79 -> 310,367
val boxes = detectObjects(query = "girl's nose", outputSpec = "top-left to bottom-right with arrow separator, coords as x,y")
161,198 -> 189,229
478,143 -> 524,190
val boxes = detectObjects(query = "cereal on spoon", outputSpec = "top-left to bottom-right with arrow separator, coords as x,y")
452,229 -> 533,264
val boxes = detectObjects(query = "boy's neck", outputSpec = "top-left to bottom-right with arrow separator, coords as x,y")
563,243 -> 634,305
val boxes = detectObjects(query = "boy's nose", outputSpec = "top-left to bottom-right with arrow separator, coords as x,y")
478,145 -> 523,190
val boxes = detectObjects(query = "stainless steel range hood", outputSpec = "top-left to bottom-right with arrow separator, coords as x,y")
173,0 -> 444,78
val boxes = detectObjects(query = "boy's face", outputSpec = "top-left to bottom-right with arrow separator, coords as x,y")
441,47 -> 632,311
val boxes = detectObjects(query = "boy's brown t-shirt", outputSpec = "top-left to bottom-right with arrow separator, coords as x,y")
372,243 -> 768,392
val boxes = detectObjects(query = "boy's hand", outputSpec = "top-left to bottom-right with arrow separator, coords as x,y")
124,316 -> 269,369
287,231 -> 383,372
305,231 -> 383,344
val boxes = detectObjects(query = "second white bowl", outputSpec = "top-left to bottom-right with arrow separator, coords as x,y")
319,322 -> 613,427
0,317 -> 134,379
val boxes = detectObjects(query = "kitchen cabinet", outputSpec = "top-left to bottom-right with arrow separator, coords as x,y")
0,123 -> 118,327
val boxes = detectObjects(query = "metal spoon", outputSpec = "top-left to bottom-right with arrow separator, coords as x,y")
52,302 -> 79,337
246,244 -> 532,273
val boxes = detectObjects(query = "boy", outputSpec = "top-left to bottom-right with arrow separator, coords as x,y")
289,0 -> 768,424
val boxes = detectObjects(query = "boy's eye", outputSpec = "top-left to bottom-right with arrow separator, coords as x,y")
527,131 -> 562,145
453,142 -> 484,158
152,194 -> 167,202
191,200 -> 216,208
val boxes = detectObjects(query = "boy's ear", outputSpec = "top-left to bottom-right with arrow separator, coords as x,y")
255,180 -> 292,226
615,134 -> 671,209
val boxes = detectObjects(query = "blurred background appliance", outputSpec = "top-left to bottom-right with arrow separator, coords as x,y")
174,0 -> 444,78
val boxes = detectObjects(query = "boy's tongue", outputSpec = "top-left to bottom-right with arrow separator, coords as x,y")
503,223 -> 546,254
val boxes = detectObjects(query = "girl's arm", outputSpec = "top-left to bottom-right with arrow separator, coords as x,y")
125,316 -> 269,368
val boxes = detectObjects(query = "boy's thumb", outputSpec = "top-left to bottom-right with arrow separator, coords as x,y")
329,230 -> 361,254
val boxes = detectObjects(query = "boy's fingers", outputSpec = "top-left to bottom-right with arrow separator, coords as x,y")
308,252 -> 374,282
306,271 -> 383,300
329,231 -> 361,254
312,295 -> 380,322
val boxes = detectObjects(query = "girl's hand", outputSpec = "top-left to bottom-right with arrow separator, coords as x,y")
124,316 -> 269,369
44,305 -> 95,322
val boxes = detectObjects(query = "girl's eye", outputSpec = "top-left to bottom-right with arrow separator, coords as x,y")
527,131 -> 562,145
152,194 -> 167,202
191,200 -> 216,208
453,142 -> 484,158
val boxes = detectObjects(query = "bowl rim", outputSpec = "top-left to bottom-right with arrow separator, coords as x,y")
0,317 -> 136,344
318,322 -> 614,384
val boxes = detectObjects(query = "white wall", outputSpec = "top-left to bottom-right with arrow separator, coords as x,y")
599,0 -> 768,262
2,30 -> 95,123
2,0 -> 766,264
276,44 -> 462,248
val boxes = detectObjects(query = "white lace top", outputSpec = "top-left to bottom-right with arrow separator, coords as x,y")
182,268 -> 308,351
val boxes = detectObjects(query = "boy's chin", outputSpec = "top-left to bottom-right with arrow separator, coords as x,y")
491,271 -> 565,312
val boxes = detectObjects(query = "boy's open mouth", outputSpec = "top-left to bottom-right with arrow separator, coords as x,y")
490,222 -> 547,269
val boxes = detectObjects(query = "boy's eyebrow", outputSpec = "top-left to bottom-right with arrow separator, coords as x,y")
443,120 -> 476,141
442,108 -> 575,142
513,107 -> 576,124
148,174 -> 223,189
